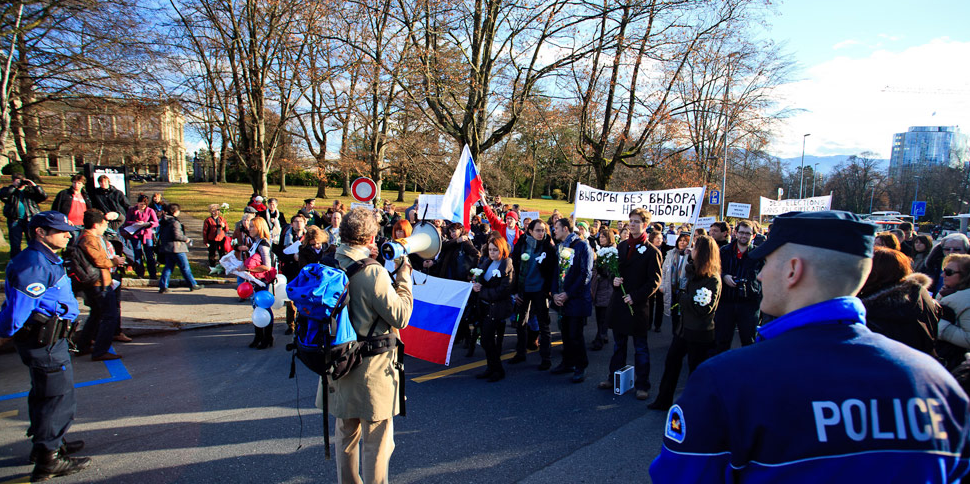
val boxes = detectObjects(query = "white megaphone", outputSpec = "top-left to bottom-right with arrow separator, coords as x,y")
381,221 -> 442,261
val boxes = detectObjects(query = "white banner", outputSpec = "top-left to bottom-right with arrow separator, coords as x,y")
519,211 -> 540,222
417,195 -> 445,221
726,203 -> 751,219
350,202 -> 374,211
760,195 -> 832,216
695,216 -> 716,230
574,184 -> 705,223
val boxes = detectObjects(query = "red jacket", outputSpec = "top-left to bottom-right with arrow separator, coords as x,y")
481,204 -> 521,247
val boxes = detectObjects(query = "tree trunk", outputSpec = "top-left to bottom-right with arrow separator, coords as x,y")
396,168 -> 406,202
279,166 -> 287,192
528,156 -> 538,200
341,172 -> 350,196
210,149 -> 217,184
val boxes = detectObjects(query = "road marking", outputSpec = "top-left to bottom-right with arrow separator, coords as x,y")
0,476 -> 30,483
0,346 -> 131,402
0,409 -> 18,418
413,341 -> 562,383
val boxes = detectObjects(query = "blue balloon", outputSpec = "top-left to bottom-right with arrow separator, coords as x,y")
254,290 -> 275,309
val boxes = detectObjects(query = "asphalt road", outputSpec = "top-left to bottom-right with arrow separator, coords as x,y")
0,314 -> 687,483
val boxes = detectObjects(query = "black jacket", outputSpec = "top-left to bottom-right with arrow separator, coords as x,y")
608,238 -> 662,336
90,186 -> 129,216
510,234 -> 557,295
430,237 -> 479,281
0,182 -> 47,220
860,273 -> 940,358
51,188 -> 92,218
718,241 -> 763,304
677,265 -> 722,343
475,257 -> 514,322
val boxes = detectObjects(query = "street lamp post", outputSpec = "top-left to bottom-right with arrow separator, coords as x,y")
812,162 -> 819,197
869,184 -> 876,214
798,133 -> 811,199
719,52 -> 740,220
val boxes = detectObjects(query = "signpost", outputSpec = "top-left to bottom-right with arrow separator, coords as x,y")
709,190 -> 720,205
911,201 -> 927,218
350,177 -> 378,203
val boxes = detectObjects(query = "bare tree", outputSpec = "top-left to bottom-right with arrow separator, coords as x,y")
171,0 -> 313,195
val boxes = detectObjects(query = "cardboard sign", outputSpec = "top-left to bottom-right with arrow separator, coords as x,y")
726,203 -> 751,219
574,183 -> 706,223
519,211 -> 540,222
760,195 -> 832,216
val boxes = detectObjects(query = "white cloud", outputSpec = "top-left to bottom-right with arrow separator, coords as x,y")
772,38 -> 970,159
832,39 -> 861,50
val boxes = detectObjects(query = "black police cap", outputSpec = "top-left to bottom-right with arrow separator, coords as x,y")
749,210 -> 876,260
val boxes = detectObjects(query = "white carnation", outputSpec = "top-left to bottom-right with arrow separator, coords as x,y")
693,287 -> 713,307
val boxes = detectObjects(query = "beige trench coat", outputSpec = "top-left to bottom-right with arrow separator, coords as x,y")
316,244 -> 413,421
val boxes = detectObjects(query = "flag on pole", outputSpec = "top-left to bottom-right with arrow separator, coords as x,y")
399,274 -> 473,365
438,145 -> 483,229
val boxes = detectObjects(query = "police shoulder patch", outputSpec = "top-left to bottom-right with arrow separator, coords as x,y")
25,282 -> 46,297
664,404 -> 686,443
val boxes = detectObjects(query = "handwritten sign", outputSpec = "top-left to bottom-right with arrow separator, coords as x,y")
726,203 -> 751,219
417,195 -> 445,221
574,184 -> 705,223
695,216 -> 716,230
760,195 -> 832,217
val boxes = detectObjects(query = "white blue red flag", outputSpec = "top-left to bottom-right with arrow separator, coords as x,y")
399,274 -> 472,365
438,145 -> 483,229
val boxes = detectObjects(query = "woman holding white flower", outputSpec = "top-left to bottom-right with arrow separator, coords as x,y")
472,237 -> 515,382
649,235 -> 722,411
589,228 -> 616,351
509,219 -> 557,368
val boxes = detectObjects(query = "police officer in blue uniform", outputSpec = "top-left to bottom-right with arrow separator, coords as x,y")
0,211 -> 91,481
650,211 -> 970,483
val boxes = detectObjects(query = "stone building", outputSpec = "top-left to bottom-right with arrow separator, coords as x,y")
2,96 -> 188,182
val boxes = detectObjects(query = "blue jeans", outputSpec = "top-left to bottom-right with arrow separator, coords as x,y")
8,218 -> 27,257
131,238 -> 156,279
159,252 -> 197,289
609,331 -> 651,391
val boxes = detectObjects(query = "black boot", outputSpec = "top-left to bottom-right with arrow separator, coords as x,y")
29,440 -> 84,464
257,325 -> 273,349
30,449 -> 91,482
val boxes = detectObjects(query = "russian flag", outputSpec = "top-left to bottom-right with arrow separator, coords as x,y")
438,145 -> 483,229
399,274 -> 473,365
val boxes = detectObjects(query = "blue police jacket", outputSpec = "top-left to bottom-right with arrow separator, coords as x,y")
0,239 -> 80,337
650,296 -> 970,483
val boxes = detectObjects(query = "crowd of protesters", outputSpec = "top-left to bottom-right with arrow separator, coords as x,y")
6,173 -> 970,481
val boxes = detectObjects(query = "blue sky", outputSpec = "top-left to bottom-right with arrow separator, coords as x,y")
764,0 -> 970,158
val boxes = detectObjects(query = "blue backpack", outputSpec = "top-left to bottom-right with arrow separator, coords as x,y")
285,258 -> 405,459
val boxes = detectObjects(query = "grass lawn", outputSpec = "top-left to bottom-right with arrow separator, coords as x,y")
162,182 -> 579,223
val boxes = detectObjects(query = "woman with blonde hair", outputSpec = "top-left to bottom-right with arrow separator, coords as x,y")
935,253 -> 970,368
243,217 -> 278,349
649,235 -> 722,411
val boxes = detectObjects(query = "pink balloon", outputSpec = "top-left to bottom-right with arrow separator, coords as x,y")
237,282 -> 254,299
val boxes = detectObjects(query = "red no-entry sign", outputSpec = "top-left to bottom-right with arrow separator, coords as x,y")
350,177 -> 378,202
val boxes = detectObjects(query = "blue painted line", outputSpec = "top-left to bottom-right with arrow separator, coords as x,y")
0,346 -> 131,401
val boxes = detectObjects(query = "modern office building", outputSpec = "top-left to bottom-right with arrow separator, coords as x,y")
889,126 -> 969,178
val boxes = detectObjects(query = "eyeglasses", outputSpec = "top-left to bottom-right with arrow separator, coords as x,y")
736,231 -> 753,236
943,247 -> 963,252
944,268 -> 962,277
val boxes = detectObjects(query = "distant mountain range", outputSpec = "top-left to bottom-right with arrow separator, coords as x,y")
775,155 -> 889,174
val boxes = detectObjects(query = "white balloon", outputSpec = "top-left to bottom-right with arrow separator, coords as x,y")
275,274 -> 288,286
275,274 -> 290,302
272,295 -> 285,309
252,308 -> 272,328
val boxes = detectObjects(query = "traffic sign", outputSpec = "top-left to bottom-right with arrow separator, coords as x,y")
709,190 -> 720,205
350,177 -> 378,202
911,201 -> 927,217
